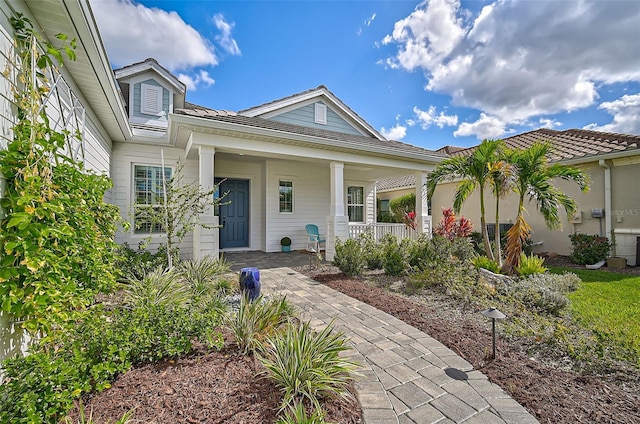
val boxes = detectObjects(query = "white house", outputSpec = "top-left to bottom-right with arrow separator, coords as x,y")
1,0 -> 442,268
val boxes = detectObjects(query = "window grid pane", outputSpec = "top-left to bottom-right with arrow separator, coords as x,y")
279,180 -> 293,213
347,186 -> 364,222
133,165 -> 171,233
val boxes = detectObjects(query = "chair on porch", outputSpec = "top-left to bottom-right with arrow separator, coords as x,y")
305,224 -> 326,254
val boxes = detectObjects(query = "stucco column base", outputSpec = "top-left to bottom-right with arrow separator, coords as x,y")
193,215 -> 220,260
325,215 -> 349,261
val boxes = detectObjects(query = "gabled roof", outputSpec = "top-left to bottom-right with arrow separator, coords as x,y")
173,102 -> 443,162
376,128 -> 640,192
114,58 -> 186,94
239,85 -> 385,140
452,128 -> 640,162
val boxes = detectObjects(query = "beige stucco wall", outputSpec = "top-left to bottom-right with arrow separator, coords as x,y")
430,158 -> 640,262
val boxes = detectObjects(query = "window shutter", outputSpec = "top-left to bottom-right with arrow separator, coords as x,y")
141,83 -> 163,115
314,103 -> 327,125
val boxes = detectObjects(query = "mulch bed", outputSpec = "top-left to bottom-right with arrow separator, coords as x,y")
313,267 -> 640,424
68,335 -> 363,423
69,256 -> 639,423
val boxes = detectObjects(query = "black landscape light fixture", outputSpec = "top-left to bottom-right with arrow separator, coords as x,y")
481,307 -> 506,359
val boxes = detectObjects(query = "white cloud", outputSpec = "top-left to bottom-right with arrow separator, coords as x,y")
584,93 -> 640,134
366,13 -> 377,27
177,70 -> 215,92
454,113 -> 511,140
213,13 -> 241,56
92,0 -> 217,70
380,124 -> 407,140
384,0 -> 640,125
413,106 -> 458,129
538,118 -> 562,129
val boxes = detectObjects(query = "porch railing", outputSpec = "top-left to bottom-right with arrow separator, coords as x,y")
348,223 -> 425,242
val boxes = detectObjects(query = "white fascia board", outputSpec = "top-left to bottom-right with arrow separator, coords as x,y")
170,113 -> 444,165
62,0 -> 132,141
242,87 -> 384,140
188,132 -> 433,171
115,61 -> 185,94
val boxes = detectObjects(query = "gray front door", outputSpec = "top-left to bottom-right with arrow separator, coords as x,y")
218,179 -> 249,249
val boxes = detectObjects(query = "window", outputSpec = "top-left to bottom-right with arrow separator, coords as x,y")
140,83 -> 163,115
380,199 -> 390,213
314,102 -> 327,125
279,180 -> 293,213
133,165 -> 172,233
347,186 -> 364,222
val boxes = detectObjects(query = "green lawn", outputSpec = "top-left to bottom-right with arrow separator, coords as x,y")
549,267 -> 640,365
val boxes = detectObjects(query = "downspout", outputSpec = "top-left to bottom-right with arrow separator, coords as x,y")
599,159 -> 613,254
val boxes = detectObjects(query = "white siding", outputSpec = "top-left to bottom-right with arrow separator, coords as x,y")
111,143 -> 195,258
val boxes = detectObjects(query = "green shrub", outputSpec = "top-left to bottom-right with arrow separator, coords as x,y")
123,267 -> 190,309
115,242 -> 169,280
228,295 -> 294,354
381,234 -> 407,276
515,252 -> 548,276
258,320 -> 358,413
388,193 -> 415,223
569,234 -> 611,265
333,238 -> 366,277
472,256 -> 501,273
178,256 -> 231,305
502,273 -> 577,315
358,232 -> 384,270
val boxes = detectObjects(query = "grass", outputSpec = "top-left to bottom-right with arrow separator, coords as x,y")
549,267 -> 640,366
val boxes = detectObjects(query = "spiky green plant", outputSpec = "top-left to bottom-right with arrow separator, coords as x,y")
472,256 -> 501,273
258,320 -> 359,413
515,252 -> 548,276
123,266 -> 189,309
227,295 -> 294,354
276,401 -> 329,424
178,256 -> 231,304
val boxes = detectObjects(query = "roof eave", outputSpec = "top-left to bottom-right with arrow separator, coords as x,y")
169,113 -> 444,164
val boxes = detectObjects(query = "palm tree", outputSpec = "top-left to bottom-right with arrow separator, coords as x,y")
504,142 -> 589,269
487,158 -> 514,268
427,139 -> 502,260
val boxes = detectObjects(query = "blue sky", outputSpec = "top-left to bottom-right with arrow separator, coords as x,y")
91,0 -> 640,151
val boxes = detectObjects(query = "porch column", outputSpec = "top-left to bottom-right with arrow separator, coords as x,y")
194,146 -> 219,259
365,182 -> 377,224
326,162 -> 349,261
415,171 -> 432,235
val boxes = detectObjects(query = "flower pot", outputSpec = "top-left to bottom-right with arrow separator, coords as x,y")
606,257 -> 627,269
281,245 -> 291,253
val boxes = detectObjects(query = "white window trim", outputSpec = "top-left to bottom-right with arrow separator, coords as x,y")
278,179 -> 294,214
131,163 -> 174,235
314,102 -> 327,125
347,185 -> 365,223
140,83 -> 163,116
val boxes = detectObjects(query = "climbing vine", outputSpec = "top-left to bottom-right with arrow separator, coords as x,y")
0,15 -> 123,335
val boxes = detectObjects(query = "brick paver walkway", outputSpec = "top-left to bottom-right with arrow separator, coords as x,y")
226,252 -> 539,424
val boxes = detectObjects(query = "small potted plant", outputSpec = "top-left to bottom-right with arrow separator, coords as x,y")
280,237 -> 292,253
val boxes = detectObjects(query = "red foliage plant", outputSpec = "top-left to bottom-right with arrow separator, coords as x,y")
403,210 -> 418,231
434,208 -> 473,240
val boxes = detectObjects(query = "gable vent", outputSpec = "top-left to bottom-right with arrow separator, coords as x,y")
141,83 -> 163,115
314,102 -> 327,125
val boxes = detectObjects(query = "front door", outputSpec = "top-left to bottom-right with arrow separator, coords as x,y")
218,178 -> 249,249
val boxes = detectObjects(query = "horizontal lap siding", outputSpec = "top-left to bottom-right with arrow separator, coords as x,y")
266,160 -> 331,252
111,143 -> 196,258
269,102 -> 363,136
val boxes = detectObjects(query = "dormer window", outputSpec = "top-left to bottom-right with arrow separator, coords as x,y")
314,102 -> 327,125
141,83 -> 163,115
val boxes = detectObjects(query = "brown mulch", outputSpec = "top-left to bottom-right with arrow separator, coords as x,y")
69,256 -> 639,423
312,264 -> 640,424
68,335 -> 362,423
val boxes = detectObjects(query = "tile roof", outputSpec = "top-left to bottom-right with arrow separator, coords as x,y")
376,175 -> 417,191
376,128 -> 640,191
451,128 -> 640,161
174,102 -> 443,159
